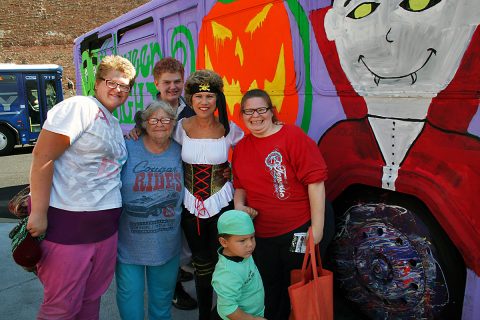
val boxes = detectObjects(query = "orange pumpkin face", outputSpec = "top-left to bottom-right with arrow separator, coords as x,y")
197,0 -> 298,129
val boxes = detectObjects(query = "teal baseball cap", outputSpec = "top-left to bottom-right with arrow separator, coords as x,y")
217,210 -> 255,235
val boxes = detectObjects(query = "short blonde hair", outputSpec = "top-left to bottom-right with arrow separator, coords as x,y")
95,55 -> 136,88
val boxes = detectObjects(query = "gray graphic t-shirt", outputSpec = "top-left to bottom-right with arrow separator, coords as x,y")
118,137 -> 184,265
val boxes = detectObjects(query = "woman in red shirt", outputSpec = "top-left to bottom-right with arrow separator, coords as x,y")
232,89 -> 328,320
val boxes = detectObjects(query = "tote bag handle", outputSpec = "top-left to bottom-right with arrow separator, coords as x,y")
300,227 -> 325,283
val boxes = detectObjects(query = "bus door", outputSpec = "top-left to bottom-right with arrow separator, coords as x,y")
39,73 -> 61,121
23,74 -> 42,140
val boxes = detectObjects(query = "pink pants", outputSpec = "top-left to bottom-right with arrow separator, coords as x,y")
36,233 -> 118,320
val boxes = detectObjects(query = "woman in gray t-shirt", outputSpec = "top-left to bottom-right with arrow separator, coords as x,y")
117,100 -> 184,319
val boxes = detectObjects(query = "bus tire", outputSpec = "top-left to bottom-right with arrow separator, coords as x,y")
0,126 -> 15,156
331,184 -> 465,319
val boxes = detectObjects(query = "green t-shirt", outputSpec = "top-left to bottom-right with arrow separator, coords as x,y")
212,250 -> 265,319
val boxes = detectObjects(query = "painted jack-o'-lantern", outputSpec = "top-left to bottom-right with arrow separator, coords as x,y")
197,0 -> 298,128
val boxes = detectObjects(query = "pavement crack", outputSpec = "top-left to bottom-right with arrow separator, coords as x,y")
0,277 -> 38,292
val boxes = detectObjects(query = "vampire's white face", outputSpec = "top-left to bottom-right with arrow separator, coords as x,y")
324,0 -> 480,97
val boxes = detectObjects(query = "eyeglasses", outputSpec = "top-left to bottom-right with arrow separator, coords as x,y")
101,78 -> 131,92
147,118 -> 173,125
241,107 -> 271,115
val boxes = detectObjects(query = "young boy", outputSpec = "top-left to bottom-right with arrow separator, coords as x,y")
212,210 -> 266,320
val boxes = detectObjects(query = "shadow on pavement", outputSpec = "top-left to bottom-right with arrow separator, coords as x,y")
11,145 -> 34,156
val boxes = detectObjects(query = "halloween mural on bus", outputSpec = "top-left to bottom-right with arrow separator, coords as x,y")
310,1 -> 480,318
78,0 -> 480,318
195,0 -> 480,317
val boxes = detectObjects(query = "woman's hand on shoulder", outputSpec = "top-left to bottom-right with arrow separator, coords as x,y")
26,213 -> 48,238
125,127 -> 141,140
222,166 -> 232,180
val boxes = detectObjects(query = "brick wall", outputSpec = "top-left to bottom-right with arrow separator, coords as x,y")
0,0 -> 149,97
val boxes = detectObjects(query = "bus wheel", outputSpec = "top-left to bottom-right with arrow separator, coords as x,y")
332,185 -> 465,319
0,126 -> 15,156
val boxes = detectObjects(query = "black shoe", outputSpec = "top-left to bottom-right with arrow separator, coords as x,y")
172,283 -> 198,310
179,268 -> 194,282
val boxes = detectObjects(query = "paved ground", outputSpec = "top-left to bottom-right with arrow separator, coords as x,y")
0,146 -> 196,319
0,145 -> 33,219
1,218 -> 365,320
0,146 -> 362,319
0,146 -> 32,187
0,220 -> 198,320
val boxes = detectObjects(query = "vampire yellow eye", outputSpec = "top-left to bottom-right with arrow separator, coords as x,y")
399,0 -> 441,12
347,2 -> 380,20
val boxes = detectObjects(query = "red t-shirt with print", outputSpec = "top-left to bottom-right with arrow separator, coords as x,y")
233,124 -> 327,237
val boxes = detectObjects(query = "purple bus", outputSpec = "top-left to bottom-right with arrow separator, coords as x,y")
73,1 -> 480,318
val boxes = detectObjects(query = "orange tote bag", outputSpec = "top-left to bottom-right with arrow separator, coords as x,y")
288,228 -> 333,320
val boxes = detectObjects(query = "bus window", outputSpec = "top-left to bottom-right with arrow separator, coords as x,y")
0,74 -> 19,112
25,77 -> 41,132
45,80 -> 57,111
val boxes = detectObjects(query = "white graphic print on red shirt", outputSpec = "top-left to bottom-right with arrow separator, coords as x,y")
265,149 -> 290,200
